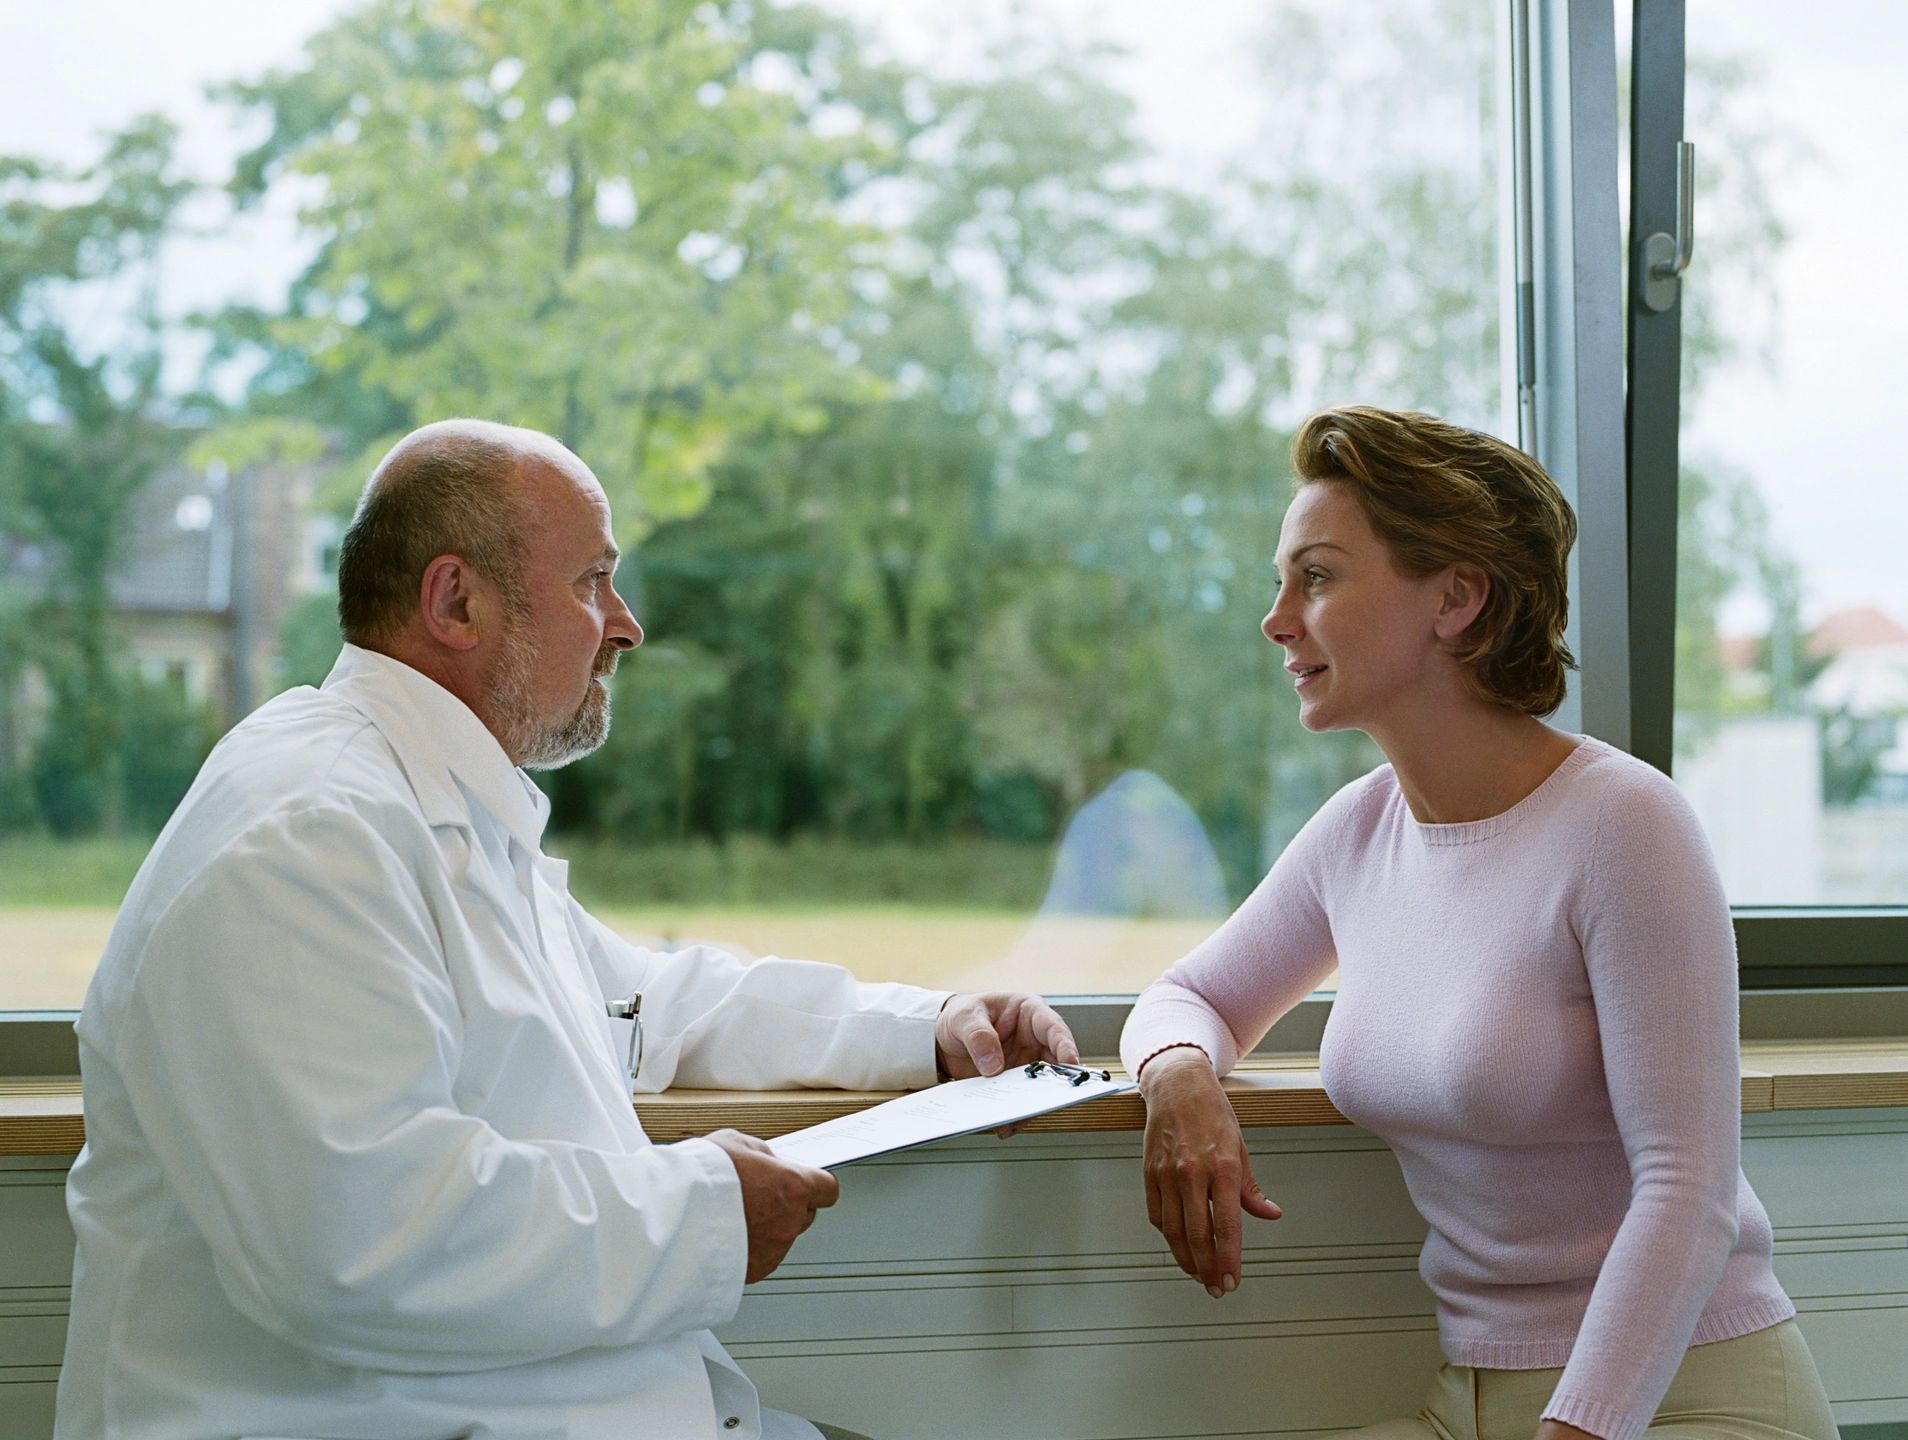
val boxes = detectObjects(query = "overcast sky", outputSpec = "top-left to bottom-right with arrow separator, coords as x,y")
1678,1 -> 1908,632
2,0 -> 1901,631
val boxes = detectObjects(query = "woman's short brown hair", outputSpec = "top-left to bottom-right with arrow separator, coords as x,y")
1289,405 -> 1578,717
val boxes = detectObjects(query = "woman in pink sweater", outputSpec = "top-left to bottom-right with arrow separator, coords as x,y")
1120,408 -> 1838,1440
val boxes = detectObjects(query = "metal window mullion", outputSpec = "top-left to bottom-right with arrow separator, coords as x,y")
1524,0 -> 1628,746
1623,5 -> 1904,983
1624,0 -> 1687,776
1510,0 -> 1540,455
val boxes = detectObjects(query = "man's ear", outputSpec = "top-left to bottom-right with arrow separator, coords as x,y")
418,554 -> 488,653
1432,564 -> 1490,644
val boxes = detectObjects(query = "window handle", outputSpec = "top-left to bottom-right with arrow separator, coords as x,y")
1640,141 -> 1695,313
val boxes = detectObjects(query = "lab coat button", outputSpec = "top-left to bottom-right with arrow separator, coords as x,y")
723,1419 -> 741,1430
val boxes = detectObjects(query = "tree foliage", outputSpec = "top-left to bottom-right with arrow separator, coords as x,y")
214,0 -> 882,533
3,0 -> 1818,863
0,117 -> 198,832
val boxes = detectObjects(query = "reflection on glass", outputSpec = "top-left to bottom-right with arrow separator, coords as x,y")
0,0 -> 1497,1007
1670,2 -> 1908,905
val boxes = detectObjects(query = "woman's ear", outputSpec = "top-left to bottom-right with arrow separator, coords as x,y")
1433,564 -> 1490,643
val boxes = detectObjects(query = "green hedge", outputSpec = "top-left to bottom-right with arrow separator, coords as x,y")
557,835 -> 1053,912
0,834 -> 1056,912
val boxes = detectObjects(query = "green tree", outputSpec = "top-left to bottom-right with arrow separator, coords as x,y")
1231,0 -> 1502,424
193,0 -> 1807,909
277,590 -> 348,693
0,117 -> 193,833
1669,47 -> 1818,728
571,640 -> 732,840
564,17 -> 1174,847
213,0 -> 881,534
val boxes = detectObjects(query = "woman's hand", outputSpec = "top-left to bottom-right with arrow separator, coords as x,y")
1140,1046 -> 1282,1298
1534,1423 -> 1599,1440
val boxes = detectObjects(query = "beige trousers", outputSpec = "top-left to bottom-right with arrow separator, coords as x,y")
1336,1321 -> 1839,1440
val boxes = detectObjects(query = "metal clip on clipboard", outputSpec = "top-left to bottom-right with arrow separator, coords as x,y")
1024,1059 -> 1114,1087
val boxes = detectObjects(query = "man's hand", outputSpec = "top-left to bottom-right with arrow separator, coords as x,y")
1139,1046 -> 1281,1298
935,991 -> 1080,1080
705,1129 -> 839,1284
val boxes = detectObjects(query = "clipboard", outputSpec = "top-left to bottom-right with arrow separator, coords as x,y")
767,1061 -> 1136,1170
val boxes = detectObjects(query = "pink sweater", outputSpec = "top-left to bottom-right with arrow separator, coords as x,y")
1120,737 -> 1795,1440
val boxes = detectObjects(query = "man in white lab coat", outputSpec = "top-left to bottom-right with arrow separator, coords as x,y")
58,420 -> 1079,1440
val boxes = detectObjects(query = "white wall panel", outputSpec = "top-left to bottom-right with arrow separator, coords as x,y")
2,1118 -> 1904,1440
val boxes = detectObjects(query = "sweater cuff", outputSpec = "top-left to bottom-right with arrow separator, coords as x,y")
1542,1391 -> 1647,1440
1133,1041 -> 1214,1079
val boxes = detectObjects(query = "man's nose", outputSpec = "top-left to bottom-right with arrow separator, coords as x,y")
607,590 -> 643,650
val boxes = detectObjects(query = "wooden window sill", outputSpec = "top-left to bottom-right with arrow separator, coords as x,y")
4,1039 -> 1905,1157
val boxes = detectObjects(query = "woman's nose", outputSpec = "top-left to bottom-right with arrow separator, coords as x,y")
1263,603 -> 1298,646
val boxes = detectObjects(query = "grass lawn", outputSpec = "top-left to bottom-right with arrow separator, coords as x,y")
0,836 -> 157,909
0,836 -> 1220,1010
0,904 -> 1213,1011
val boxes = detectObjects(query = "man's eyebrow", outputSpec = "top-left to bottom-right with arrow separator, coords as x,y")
599,544 -> 621,566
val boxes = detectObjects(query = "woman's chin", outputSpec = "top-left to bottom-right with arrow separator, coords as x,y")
1296,691 -> 1363,734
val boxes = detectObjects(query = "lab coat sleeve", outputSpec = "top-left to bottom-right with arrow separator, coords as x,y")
571,907 -> 947,1093
115,802 -> 749,1374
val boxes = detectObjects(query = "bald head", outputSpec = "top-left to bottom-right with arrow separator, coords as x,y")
337,419 -> 577,648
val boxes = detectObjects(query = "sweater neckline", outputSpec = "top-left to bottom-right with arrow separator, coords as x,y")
1405,734 -> 1600,846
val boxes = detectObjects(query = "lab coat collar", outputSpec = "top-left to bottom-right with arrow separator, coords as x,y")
321,643 -> 551,853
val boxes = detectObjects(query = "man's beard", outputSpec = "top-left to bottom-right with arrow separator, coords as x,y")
488,623 -> 620,771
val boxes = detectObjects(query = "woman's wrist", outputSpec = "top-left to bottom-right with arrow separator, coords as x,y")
1137,1043 -> 1215,1097
1535,1421 -> 1599,1440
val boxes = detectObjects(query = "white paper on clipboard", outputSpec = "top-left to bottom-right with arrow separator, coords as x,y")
767,1064 -> 1135,1171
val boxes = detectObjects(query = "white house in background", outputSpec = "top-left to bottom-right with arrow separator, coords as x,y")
1807,606 -> 1908,808
1677,714 -> 1823,906
1,457 -> 333,769
1805,606 -> 1908,714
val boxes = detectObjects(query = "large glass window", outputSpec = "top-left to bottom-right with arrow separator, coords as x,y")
1,0 -> 1506,1010
1665,2 -> 1908,909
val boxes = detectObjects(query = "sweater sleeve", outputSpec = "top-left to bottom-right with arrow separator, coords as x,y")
1119,785 -> 1346,1080
1541,769 -> 1746,1440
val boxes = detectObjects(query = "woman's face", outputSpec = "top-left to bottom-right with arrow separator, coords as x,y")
1261,482 -> 1457,735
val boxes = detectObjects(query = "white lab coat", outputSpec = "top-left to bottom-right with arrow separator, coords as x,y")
58,645 -> 945,1440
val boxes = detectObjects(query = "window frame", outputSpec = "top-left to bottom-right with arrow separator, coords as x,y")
3,2 -> 1902,1080
1622,0 -> 1908,987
